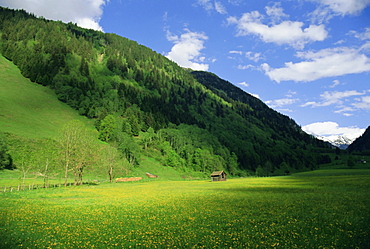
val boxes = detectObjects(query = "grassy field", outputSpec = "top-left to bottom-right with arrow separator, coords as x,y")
0,54 -> 93,139
1,168 -> 369,248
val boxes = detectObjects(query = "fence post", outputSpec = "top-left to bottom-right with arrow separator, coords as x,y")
3,186 -> 6,192
10,187 -> 13,192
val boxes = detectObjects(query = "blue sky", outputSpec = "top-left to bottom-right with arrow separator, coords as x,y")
1,0 -> 369,141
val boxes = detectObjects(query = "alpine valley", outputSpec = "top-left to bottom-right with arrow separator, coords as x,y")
0,7 -> 344,181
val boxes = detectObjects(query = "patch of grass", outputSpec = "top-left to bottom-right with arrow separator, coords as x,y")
0,169 -> 369,248
0,54 -> 92,139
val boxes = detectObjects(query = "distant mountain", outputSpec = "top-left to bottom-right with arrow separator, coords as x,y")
347,126 -> 370,154
317,135 -> 354,150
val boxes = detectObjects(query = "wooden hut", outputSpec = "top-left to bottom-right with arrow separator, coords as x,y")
211,171 -> 227,181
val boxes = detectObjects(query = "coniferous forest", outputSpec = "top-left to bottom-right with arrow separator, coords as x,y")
0,7 -> 332,180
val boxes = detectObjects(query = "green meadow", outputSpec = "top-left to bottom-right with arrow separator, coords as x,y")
1,168 -> 369,248
0,55 -> 93,139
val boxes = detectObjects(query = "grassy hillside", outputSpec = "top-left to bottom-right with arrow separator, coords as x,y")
0,53 -> 209,182
1,169 -> 369,248
0,54 -> 92,139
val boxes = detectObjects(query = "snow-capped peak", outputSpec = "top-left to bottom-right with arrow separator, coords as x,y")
317,135 -> 354,149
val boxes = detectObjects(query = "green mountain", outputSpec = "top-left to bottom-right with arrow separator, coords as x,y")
347,126 -> 370,155
0,7 -> 330,175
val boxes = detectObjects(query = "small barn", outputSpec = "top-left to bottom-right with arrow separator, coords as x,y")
211,171 -> 227,181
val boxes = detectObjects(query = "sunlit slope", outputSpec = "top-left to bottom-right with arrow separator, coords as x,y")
0,54 -> 92,139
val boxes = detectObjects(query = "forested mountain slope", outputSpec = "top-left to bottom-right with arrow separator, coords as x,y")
0,7 -> 329,174
347,126 -> 370,154
191,71 -> 316,145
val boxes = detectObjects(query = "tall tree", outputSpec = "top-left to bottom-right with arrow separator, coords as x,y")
98,114 -> 117,142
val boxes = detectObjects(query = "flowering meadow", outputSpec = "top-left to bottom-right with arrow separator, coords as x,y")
1,169 -> 369,248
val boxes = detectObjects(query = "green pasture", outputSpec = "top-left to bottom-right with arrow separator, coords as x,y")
0,55 -> 92,139
1,169 -> 369,248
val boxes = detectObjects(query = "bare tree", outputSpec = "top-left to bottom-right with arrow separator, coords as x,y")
59,120 -> 99,185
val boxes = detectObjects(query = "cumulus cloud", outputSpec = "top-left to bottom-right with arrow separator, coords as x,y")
262,46 -> 370,82
0,0 -> 108,31
227,9 -> 328,49
166,29 -> 209,71
302,121 -> 365,140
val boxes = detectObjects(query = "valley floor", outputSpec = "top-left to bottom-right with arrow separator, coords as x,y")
1,168 -> 369,248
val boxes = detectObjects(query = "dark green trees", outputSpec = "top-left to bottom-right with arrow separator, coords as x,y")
0,133 -> 13,170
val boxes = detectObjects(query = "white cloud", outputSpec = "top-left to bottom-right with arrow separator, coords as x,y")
237,64 -> 254,70
266,98 -> 299,108
197,0 -> 213,11
329,79 -> 341,88
301,90 -> 366,107
265,2 -> 289,23
310,0 -> 370,23
352,96 -> 370,110
0,0 -> 108,31
263,46 -> 370,82
286,90 -> 297,98
197,0 -> 227,14
215,1 -> 227,14
238,82 -> 249,87
315,0 -> 370,16
250,93 -> 260,99
334,106 -> 356,115
349,28 -> 370,40
166,29 -> 209,71
230,50 -> 263,62
229,50 -> 243,55
227,10 -> 328,49
302,121 -> 365,140
245,51 -> 263,62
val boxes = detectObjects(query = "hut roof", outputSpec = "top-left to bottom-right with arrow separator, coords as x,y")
211,171 -> 227,176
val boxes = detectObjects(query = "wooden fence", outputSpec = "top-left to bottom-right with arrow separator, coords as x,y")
2,182 -> 77,193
